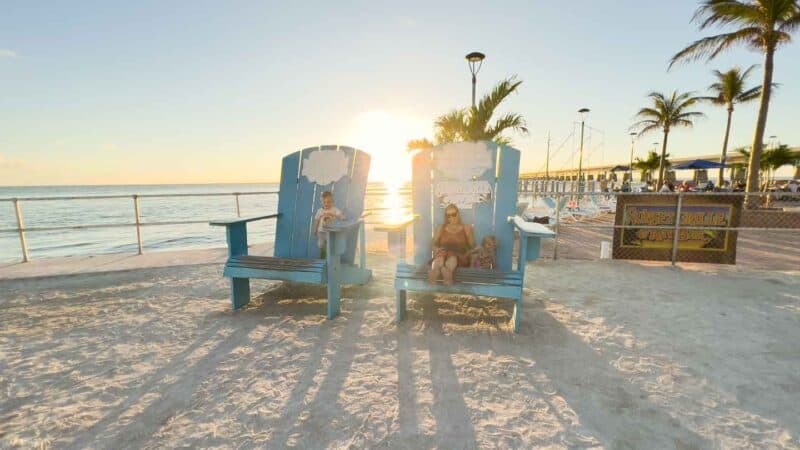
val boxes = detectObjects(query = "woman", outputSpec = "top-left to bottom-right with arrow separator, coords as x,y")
429,204 -> 475,285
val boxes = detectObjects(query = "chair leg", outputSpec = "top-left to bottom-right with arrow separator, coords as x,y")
327,280 -> 341,320
512,298 -> 522,333
396,289 -> 407,323
231,277 -> 250,310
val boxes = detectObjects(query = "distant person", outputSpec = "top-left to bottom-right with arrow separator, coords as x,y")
314,191 -> 345,259
429,204 -> 475,285
786,180 -> 798,201
678,181 -> 692,192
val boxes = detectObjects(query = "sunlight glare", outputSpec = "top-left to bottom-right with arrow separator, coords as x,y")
347,109 -> 429,189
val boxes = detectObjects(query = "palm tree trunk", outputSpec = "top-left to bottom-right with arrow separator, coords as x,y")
719,108 -> 733,186
745,47 -> 775,207
657,130 -> 669,189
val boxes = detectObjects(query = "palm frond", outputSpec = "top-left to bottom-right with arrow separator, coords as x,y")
469,76 -> 523,138
736,85 -> 763,102
434,109 -> 466,144
631,122 -> 662,137
485,113 -> 528,141
407,138 -> 434,152
778,10 -> 800,32
674,111 -> 706,120
694,0 -> 763,29
669,28 -> 761,67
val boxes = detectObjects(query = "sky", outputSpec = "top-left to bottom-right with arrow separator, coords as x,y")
1,0 -> 799,186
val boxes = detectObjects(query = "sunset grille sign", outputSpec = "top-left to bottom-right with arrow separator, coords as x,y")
612,194 -> 743,264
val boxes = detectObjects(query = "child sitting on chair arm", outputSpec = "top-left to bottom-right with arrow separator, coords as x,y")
314,191 -> 345,259
469,235 -> 497,269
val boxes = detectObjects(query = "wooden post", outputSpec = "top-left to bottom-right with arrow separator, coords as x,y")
133,195 -> 143,255
234,193 -> 241,217
13,199 -> 30,263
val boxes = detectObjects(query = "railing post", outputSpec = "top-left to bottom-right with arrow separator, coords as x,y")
671,193 -> 683,266
553,192 -> 561,260
234,193 -> 241,217
13,198 -> 30,262
133,195 -> 143,255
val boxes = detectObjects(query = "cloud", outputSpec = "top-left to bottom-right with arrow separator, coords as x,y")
0,49 -> 17,58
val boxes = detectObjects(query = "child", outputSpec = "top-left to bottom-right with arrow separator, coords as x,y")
314,191 -> 345,259
469,235 -> 497,270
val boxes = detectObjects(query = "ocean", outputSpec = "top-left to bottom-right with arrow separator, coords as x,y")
0,183 -> 406,262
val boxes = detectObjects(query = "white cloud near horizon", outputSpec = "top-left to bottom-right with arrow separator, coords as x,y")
0,49 -> 18,58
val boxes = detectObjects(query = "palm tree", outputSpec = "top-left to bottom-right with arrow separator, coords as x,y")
406,138 -> 434,152
737,144 -> 798,190
630,91 -> 705,189
699,65 -> 762,185
634,150 -> 670,183
434,76 -> 528,145
670,0 -> 800,204
762,144 -> 799,187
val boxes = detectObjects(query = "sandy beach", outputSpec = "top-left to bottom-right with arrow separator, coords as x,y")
1,251 -> 798,449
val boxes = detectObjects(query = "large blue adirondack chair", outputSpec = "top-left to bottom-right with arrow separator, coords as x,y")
210,145 -> 372,319
377,141 -> 554,332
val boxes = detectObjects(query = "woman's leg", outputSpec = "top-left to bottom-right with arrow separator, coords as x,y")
429,256 -> 444,283
442,255 -> 458,285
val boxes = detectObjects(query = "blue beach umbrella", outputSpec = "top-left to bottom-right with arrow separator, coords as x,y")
671,159 -> 727,170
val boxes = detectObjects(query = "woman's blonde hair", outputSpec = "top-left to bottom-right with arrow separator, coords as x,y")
443,204 -> 462,225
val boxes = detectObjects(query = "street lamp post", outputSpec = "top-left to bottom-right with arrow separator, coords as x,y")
577,108 -> 590,191
465,52 -> 485,108
629,132 -> 637,184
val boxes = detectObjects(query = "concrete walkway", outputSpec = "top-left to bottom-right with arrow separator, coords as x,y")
0,243 -> 274,280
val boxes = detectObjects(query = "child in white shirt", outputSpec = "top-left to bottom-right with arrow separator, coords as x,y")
314,191 -> 345,258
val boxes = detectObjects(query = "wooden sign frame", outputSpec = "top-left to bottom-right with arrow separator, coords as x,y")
612,194 -> 743,264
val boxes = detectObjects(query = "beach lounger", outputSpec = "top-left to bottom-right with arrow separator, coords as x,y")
377,141 -> 554,332
210,145 -> 372,319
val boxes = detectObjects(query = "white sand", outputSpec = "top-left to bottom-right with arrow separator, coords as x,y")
1,254 -> 799,449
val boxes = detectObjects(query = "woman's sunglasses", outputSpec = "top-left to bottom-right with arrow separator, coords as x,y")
446,211 -> 457,218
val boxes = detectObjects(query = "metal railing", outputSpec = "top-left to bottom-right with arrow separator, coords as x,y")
3,187 -> 798,266
0,188 -> 410,262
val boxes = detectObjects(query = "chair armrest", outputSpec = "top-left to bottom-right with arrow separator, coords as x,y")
373,215 -> 417,232
209,213 -> 280,227
508,216 -> 555,238
373,214 -> 416,262
322,217 -> 364,233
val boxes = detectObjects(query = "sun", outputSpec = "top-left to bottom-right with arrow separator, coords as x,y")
347,109 -> 430,189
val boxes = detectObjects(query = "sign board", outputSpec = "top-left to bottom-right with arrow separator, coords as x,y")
432,142 -> 494,210
612,194 -> 743,264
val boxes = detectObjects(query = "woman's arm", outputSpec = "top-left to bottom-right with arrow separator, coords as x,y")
465,224 -> 476,249
432,225 -> 443,247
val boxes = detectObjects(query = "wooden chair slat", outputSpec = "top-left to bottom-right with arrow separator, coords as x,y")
275,150 -> 303,258
494,146 -> 521,271
411,150 -> 433,267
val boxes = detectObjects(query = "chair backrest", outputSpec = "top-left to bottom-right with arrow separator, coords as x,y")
274,145 -> 370,263
411,141 -> 520,271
